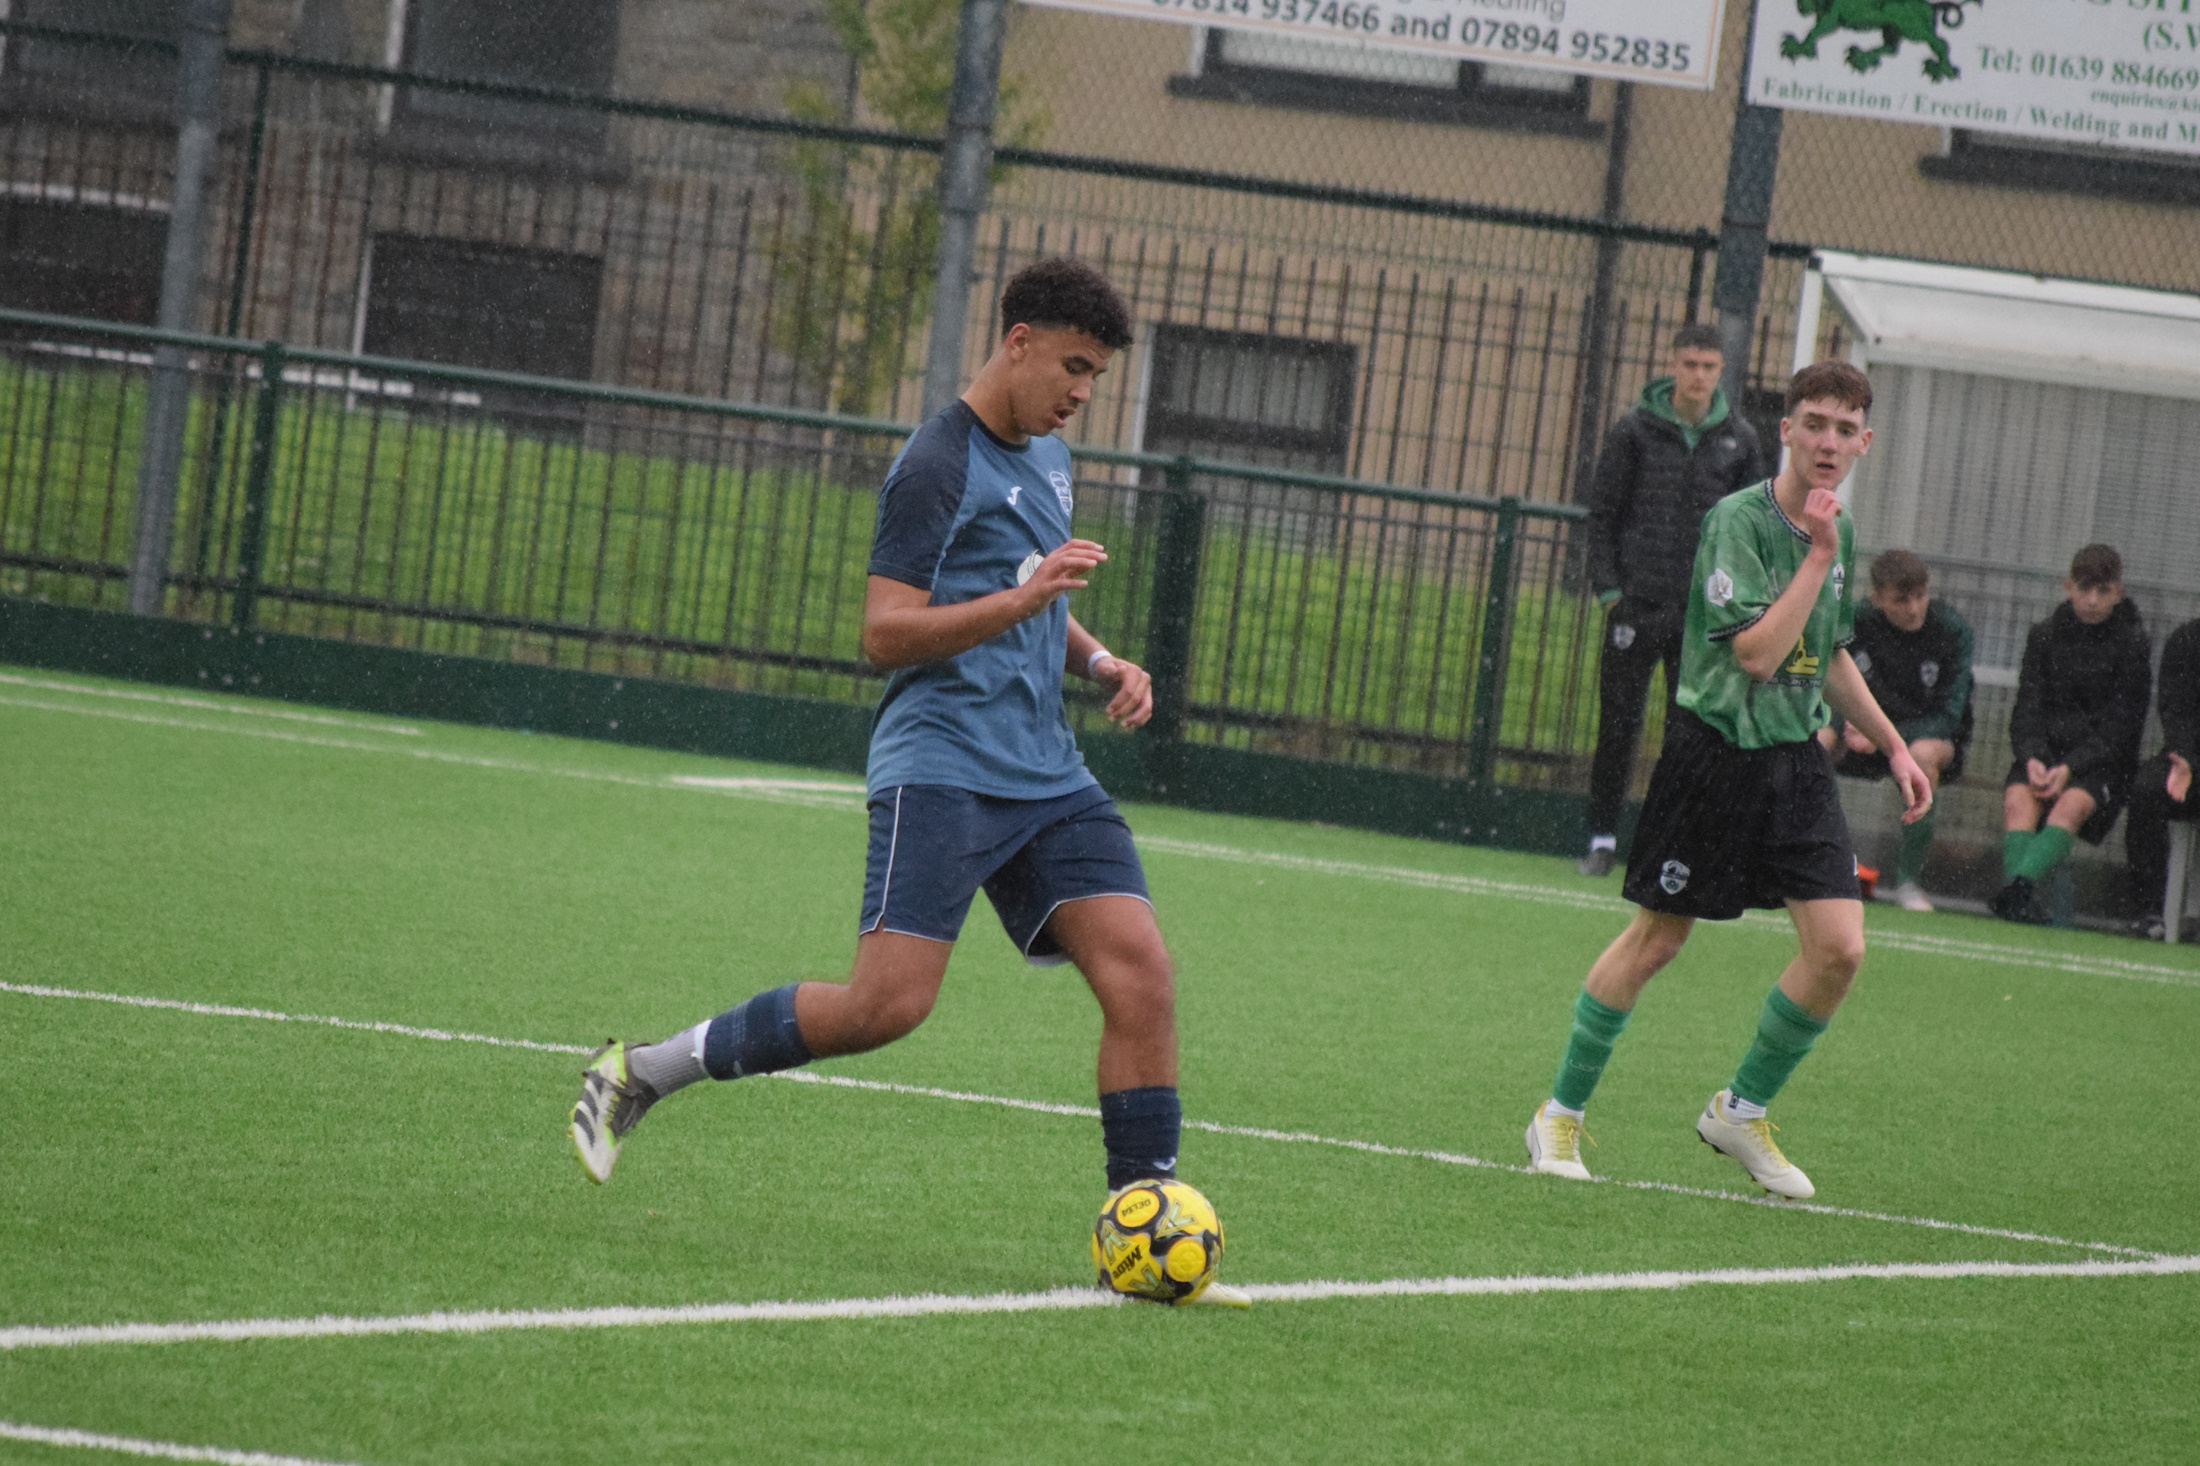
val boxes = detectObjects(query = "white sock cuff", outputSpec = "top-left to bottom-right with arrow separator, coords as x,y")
1544,1099 -> 1586,1122
1721,1092 -> 1767,1121
1589,834 -> 1617,852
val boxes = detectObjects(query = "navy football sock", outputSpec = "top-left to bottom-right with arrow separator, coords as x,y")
701,983 -> 814,1080
1100,1086 -> 1181,1190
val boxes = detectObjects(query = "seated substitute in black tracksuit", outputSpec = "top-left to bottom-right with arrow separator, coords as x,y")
1580,344 -> 1764,870
1832,599 -> 1976,782
2125,616 -> 2200,936
1821,567 -> 1975,909
1995,566 -> 2152,921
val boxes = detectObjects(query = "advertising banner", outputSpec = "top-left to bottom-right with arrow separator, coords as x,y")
1747,0 -> 2200,156
1018,0 -> 1730,90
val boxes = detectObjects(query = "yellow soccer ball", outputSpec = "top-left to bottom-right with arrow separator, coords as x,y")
1091,1178 -> 1224,1305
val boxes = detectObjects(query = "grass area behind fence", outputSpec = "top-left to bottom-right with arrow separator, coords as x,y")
0,352 -> 1613,773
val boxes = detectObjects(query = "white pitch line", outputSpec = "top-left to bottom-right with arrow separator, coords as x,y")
8,678 -> 2197,988
0,981 -> 2158,1260
777,1072 -> 2159,1259
5,1256 -> 2196,1352
0,1420 -> 368,1466
0,694 -> 862,813
1134,836 -> 2200,989
0,982 -> 593,1057
668,775 -> 874,793
0,672 -> 422,735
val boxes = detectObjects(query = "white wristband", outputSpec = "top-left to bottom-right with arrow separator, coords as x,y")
1086,648 -> 1115,678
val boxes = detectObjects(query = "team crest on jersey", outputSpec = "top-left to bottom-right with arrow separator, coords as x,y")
1016,551 -> 1042,586
1611,622 -> 1636,651
1852,649 -> 1874,676
1920,659 -> 1939,688
1048,469 -> 1073,514
1705,569 -> 1735,608
1659,859 -> 1690,895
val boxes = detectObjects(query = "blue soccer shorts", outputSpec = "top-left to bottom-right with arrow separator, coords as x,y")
858,783 -> 1150,965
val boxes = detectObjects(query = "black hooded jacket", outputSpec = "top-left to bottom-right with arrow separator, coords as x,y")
1584,379 -> 1766,618
2157,617 -> 2200,765
2009,598 -> 2152,781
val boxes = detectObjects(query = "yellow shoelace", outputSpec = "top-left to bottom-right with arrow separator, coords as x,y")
1549,1113 -> 1595,1162
1741,1116 -> 1789,1165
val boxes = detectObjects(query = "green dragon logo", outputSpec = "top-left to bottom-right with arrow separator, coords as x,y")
1779,0 -> 1981,82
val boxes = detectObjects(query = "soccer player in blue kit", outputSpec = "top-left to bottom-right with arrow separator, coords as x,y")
571,259 -> 1245,1302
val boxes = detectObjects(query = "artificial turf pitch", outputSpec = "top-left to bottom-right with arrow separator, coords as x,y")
2,665 -> 2195,1464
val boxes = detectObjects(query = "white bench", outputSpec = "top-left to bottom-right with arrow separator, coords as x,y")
2168,822 -> 2200,945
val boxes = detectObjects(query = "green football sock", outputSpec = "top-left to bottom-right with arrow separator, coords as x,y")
1729,987 -> 1829,1109
1895,809 -> 1936,886
1551,990 -> 1631,1111
2002,829 -> 2034,880
2013,825 -> 2075,883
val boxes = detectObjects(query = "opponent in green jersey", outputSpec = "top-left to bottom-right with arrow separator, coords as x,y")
1679,479 -> 1857,750
1522,363 -> 1933,1205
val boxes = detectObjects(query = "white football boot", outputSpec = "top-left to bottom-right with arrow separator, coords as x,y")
1524,1102 -> 1593,1180
1695,1090 -> 1814,1199
571,1040 -> 660,1184
1189,1281 -> 1253,1308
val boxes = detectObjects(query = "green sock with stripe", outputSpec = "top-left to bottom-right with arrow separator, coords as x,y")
1730,987 -> 1829,1109
1895,809 -> 1935,887
2013,825 -> 2075,883
1551,990 -> 1631,1112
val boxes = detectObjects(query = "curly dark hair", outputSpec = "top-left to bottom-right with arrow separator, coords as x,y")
1000,257 -> 1134,350
1784,360 -> 1873,417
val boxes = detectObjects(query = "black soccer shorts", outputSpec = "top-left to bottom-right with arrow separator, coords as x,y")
1623,709 -> 1862,920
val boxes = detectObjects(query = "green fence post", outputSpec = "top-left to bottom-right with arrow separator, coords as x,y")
1141,455 -> 1204,748
231,340 -> 284,629
1465,494 -> 1520,788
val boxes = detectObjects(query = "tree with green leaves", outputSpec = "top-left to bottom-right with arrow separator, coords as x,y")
777,0 -> 1046,417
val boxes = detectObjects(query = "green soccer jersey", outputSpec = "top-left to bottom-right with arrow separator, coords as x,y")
1676,480 -> 1856,750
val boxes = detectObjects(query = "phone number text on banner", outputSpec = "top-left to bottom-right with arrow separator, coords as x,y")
1747,0 -> 2200,157
1019,0 -> 1730,90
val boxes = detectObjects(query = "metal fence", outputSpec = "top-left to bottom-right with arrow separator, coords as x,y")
0,20 -> 1825,520
0,306 -> 1596,789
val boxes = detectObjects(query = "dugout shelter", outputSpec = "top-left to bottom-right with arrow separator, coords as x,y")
1792,251 -> 2200,916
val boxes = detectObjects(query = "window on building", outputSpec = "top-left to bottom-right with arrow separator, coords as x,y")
0,196 -> 166,326
1140,323 -> 1358,538
1143,323 -> 1357,473
363,233 -> 603,425
0,0 -> 178,124
1919,130 -> 2200,209
1168,28 -> 1594,133
391,0 -> 621,164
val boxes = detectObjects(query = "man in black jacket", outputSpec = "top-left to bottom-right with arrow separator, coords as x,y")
2124,615 -> 2199,939
1994,544 -> 2153,923
1578,323 -> 1766,875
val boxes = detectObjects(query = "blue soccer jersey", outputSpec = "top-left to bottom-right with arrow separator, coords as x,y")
864,400 -> 1096,801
